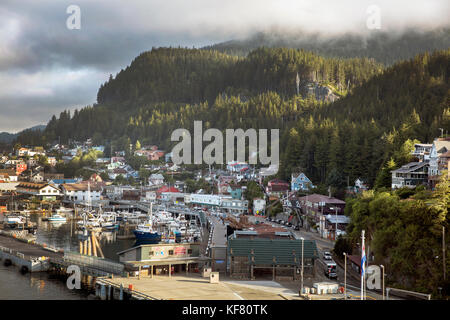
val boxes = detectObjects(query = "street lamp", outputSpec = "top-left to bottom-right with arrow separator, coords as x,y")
300,237 -> 304,295
343,252 -> 347,300
380,265 -> 385,300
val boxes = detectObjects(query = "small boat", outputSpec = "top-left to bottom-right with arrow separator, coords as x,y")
102,222 -> 120,231
48,214 -> 67,222
4,215 -> 26,227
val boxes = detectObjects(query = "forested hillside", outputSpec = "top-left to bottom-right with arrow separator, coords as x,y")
15,47 -> 450,190
204,28 -> 450,65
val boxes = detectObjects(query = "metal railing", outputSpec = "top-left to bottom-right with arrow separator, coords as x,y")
96,278 -> 159,300
63,252 -> 124,275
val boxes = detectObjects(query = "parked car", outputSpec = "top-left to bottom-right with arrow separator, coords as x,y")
294,225 -> 300,230
323,251 -> 333,260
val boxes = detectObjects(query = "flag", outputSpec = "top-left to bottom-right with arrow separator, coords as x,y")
361,243 -> 366,276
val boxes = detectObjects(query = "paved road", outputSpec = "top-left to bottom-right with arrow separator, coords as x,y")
207,214 -> 227,248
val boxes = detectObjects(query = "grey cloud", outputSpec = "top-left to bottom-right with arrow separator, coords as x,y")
0,0 -> 448,132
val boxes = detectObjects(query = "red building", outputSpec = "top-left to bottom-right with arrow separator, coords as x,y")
266,179 -> 290,197
16,163 -> 27,175
156,185 -> 180,198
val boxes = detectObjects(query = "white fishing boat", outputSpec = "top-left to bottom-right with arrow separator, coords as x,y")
4,215 -> 26,226
48,214 -> 67,222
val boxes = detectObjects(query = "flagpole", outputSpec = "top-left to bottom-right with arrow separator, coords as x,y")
361,229 -> 365,300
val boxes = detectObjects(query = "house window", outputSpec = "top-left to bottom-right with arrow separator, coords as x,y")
188,249 -> 192,254
168,250 -> 174,255
149,251 -> 154,256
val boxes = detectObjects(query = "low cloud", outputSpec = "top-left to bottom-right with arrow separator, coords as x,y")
0,0 -> 448,132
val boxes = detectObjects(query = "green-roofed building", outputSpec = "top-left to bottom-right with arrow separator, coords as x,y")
227,237 -> 319,280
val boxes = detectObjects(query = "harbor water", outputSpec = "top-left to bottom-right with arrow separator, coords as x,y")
0,213 -> 135,299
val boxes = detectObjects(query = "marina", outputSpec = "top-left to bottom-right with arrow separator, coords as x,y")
0,202 -> 210,299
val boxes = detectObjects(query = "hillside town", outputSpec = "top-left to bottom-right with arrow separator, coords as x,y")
0,135 -> 448,300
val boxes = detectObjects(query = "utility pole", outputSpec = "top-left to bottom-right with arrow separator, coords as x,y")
335,207 -> 338,240
380,265 -> 385,300
301,237 -> 304,296
444,226 -> 446,281
344,252 -> 347,300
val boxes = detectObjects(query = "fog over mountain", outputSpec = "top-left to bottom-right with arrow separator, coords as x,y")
0,0 -> 449,132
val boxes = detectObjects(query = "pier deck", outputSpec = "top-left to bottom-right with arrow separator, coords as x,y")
96,274 -> 295,300
0,234 -> 62,259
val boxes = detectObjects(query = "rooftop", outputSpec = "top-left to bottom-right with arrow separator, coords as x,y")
297,194 -> 346,205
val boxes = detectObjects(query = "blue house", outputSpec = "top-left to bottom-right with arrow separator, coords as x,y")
227,185 -> 242,200
291,172 -> 314,192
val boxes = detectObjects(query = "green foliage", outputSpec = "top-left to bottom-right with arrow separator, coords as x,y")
244,181 -> 264,201
346,174 -> 449,297
333,236 -> 353,257
14,48 -> 450,194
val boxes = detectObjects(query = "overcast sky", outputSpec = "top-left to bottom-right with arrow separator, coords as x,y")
0,0 -> 449,133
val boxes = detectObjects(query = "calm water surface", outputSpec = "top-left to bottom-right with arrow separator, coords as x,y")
0,213 -> 135,299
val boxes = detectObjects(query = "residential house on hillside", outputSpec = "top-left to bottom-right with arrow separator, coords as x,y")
348,178 -> 368,194
47,157 -> 57,167
429,138 -> 450,176
227,161 -> 249,173
26,158 -> 38,168
174,180 -> 185,192
148,173 -> 164,186
17,147 -> 31,156
135,147 -> 165,161
111,156 -> 126,164
227,184 -> 242,199
411,143 -> 433,162
15,162 -> 27,175
391,162 -> 429,189
92,145 -> 105,153
253,198 -> 266,215
109,168 -> 128,180
31,172 -> 45,183
428,138 -> 450,188
95,157 -> 110,164
27,147 -> 46,157
291,172 -> 314,192
266,179 -> 289,197
0,169 -> 18,182
220,198 -> 248,214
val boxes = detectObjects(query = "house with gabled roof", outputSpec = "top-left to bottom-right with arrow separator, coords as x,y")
391,162 -> 429,189
291,172 -> 314,192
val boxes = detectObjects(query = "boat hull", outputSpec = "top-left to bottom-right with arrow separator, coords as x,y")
133,230 -> 161,244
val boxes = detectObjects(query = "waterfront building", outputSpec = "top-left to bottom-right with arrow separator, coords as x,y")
60,183 -> 101,203
117,243 -> 205,276
227,236 -> 318,280
16,182 -> 62,200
